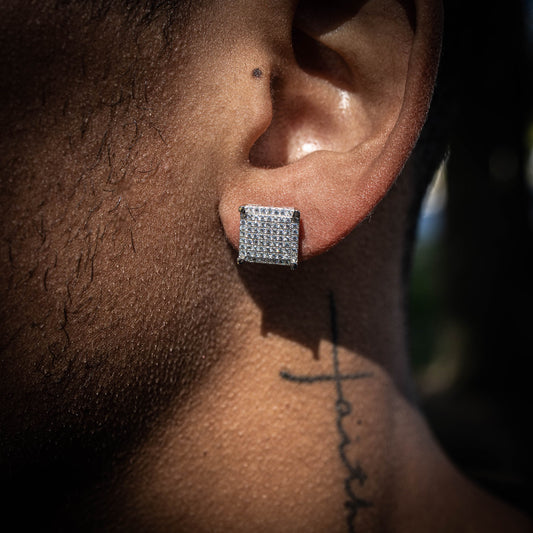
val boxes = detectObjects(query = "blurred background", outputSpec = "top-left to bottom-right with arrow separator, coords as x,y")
408,0 -> 533,515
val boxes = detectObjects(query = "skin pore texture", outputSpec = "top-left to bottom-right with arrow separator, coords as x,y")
0,0 -> 531,531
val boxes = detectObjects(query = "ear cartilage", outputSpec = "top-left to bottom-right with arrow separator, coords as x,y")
237,205 -> 300,269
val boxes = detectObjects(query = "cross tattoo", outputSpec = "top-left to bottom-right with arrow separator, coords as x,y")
280,292 -> 373,533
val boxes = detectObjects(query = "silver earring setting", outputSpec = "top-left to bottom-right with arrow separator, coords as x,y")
237,205 -> 300,269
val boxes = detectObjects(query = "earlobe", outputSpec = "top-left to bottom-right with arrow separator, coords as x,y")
218,0 -> 442,261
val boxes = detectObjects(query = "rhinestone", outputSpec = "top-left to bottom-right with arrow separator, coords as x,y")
237,205 -> 300,267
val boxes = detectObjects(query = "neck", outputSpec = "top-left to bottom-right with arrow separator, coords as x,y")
19,174 -> 526,530
109,216 -> 529,532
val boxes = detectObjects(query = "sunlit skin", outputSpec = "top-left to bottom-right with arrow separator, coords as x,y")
0,1 -> 531,531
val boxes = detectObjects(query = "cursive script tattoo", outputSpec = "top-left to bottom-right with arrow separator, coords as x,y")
280,292 -> 372,532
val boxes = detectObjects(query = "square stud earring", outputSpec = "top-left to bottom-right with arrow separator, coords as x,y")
237,205 -> 300,269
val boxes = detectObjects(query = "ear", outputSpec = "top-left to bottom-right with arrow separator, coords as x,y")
218,0 -> 442,260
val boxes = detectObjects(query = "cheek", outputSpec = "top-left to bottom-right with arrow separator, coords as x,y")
0,116 -> 236,460
83,163 -> 230,368
0,0 -> 243,493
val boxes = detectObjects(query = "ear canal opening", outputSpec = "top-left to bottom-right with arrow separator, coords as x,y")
248,23 -> 371,170
291,26 -> 354,91
248,74 -> 287,170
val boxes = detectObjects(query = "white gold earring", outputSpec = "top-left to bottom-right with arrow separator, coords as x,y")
237,205 -> 300,269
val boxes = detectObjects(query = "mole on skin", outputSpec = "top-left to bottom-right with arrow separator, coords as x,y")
252,68 -> 263,78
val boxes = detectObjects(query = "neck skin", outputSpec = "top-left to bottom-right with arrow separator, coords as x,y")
108,175 -> 528,533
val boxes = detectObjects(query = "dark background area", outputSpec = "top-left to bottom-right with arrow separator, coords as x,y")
409,0 -> 533,515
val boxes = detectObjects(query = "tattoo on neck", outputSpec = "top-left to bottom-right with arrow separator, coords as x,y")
280,292 -> 372,532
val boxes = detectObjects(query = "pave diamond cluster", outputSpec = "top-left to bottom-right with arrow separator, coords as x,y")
237,205 -> 300,269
